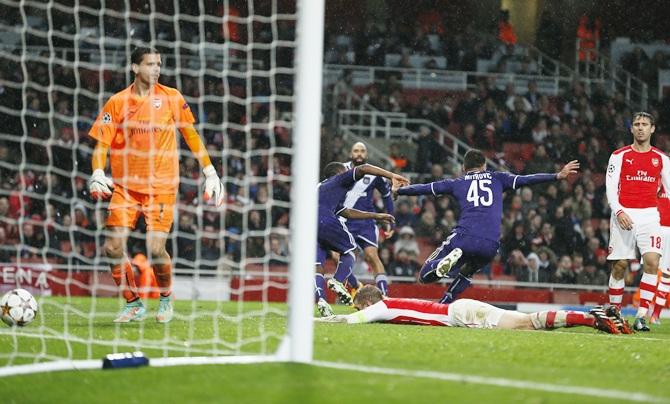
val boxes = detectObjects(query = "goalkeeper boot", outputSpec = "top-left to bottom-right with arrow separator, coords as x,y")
156,295 -> 174,324
632,316 -> 650,332
588,306 -> 619,334
327,278 -> 353,306
113,299 -> 147,323
605,305 -> 633,334
435,248 -> 463,278
316,298 -> 334,317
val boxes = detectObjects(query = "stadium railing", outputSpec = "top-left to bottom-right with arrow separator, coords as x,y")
574,38 -> 648,109
337,109 -> 505,172
324,64 -> 574,96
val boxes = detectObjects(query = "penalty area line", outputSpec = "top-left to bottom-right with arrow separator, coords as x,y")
311,360 -> 668,403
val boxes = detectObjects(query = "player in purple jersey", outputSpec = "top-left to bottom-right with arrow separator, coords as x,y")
315,162 -> 409,316
342,142 -> 395,296
394,149 -> 579,304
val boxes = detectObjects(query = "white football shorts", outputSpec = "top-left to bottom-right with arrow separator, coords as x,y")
448,299 -> 506,329
659,226 -> 670,271
608,207 -> 662,260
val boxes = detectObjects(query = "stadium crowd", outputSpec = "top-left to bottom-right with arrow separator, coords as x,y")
0,2 -> 297,271
3,2 -> 670,292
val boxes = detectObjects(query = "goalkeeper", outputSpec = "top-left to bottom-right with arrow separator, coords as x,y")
88,46 -> 225,323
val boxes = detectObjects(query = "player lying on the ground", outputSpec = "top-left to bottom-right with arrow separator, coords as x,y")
316,285 -> 625,334
393,149 -> 579,304
314,162 -> 408,316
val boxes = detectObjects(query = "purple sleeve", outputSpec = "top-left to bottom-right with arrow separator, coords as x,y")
375,178 -> 394,215
334,168 -> 358,188
398,180 -> 453,196
498,172 -> 557,190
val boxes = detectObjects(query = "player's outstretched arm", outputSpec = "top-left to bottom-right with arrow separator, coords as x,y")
556,160 -> 580,180
88,141 -> 114,200
180,125 -> 225,206
314,315 -> 349,323
315,301 -> 391,324
356,164 -> 410,189
394,178 -> 453,198
512,160 -> 580,188
339,208 -> 395,225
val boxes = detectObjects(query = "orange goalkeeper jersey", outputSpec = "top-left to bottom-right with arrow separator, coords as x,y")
88,83 -> 195,195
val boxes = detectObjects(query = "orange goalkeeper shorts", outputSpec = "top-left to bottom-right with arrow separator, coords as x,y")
106,186 -> 176,232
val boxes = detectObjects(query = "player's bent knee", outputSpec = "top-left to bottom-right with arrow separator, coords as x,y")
103,241 -> 124,259
497,312 -> 533,330
149,246 -> 168,259
611,260 -> 628,278
642,253 -> 660,271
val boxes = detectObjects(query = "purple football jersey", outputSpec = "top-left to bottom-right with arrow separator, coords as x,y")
398,170 -> 557,242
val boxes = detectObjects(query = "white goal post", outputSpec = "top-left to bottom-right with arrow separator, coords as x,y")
282,0 -> 324,363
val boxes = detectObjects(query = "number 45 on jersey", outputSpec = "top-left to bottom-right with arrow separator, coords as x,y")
467,180 -> 493,207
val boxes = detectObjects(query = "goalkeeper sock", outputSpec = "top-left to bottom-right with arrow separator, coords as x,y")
332,252 -> 354,284
314,274 -> 327,302
375,274 -> 388,296
110,258 -> 139,302
153,260 -> 173,298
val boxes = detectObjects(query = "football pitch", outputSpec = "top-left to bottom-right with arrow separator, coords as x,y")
0,297 -> 669,403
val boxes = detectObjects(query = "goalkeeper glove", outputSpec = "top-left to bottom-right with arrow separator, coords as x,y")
89,169 -> 114,200
202,165 -> 225,206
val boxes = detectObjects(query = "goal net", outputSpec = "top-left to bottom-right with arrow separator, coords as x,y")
0,0 -> 322,375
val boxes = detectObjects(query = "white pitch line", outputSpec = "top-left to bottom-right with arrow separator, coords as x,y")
548,330 -> 667,342
312,360 -> 669,403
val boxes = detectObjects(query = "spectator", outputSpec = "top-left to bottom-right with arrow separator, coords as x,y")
596,218 -> 610,248
393,226 -> 420,257
394,200 -> 418,228
388,249 -> 420,277
497,9 -> 517,46
577,262 -> 608,286
268,235 -> 288,265
389,142 -> 410,171
570,184 -> 592,221
176,213 -> 197,266
201,225 -> 222,269
507,249 -> 528,278
524,145 -> 555,174
501,221 -> 530,259
524,80 -> 541,111
415,210 -> 438,238
525,251 -> 551,283
379,246 -> 393,269
414,126 -> 444,174
536,246 -> 556,279
552,255 -> 576,284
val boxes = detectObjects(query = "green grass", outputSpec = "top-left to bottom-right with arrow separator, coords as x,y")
1,297 -> 669,403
